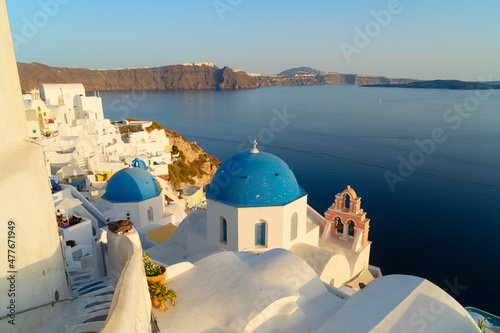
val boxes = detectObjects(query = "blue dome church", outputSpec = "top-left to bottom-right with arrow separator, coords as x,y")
205,141 -> 319,252
167,141 -> 376,290
100,166 -> 165,230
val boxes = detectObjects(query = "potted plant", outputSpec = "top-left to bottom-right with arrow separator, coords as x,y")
143,252 -> 166,284
477,317 -> 491,333
148,281 -> 178,311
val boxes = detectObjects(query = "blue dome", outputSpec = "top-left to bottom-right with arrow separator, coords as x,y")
131,158 -> 147,169
206,151 -> 306,207
102,168 -> 160,202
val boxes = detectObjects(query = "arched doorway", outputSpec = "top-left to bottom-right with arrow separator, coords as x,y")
219,217 -> 227,244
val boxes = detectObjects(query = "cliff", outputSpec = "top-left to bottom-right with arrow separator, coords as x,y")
132,120 -> 220,188
162,127 -> 220,187
17,62 -> 259,92
254,73 -> 414,87
17,62 -> 415,91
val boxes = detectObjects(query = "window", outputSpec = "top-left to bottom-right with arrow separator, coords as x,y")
147,207 -> 154,222
255,221 -> 266,246
291,212 -> 298,241
32,129 -> 36,133
219,217 -> 227,243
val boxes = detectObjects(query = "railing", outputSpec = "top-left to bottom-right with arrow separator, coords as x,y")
61,184 -> 108,227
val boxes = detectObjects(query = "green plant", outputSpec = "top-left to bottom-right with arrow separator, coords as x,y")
477,317 -> 490,333
168,162 -> 199,189
143,252 -> 164,277
148,281 -> 178,311
178,150 -> 186,163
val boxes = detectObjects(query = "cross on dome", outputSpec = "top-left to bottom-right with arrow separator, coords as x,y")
250,140 -> 259,153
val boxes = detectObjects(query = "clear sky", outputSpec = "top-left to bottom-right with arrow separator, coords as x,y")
5,0 -> 500,81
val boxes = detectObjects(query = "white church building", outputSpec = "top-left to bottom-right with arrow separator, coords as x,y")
100,167 -> 164,227
151,142 -> 377,289
206,144 -> 317,252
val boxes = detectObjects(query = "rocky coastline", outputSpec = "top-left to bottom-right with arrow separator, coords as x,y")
17,62 -> 414,92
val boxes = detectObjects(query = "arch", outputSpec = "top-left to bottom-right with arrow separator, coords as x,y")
335,216 -> 343,236
321,254 -> 351,287
219,217 -> 227,244
255,220 -> 267,247
343,193 -> 351,209
348,220 -> 355,237
290,212 -> 298,241
341,186 -> 358,200
147,207 -> 154,222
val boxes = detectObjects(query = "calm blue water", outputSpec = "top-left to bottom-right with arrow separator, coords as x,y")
101,85 -> 500,313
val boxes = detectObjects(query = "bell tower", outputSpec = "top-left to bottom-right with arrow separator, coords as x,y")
322,186 -> 371,252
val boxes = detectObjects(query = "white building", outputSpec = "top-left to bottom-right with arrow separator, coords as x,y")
205,146 -> 318,252
155,143 -> 374,288
0,4 -> 489,331
100,167 -> 166,228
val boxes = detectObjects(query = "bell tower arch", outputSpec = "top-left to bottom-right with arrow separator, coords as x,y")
322,186 -> 371,251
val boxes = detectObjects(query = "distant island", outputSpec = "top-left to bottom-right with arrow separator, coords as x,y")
277,66 -> 324,76
16,63 -> 414,92
361,79 -> 500,90
19,63 -> 494,92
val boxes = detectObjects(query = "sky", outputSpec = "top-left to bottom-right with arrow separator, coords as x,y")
5,0 -> 500,81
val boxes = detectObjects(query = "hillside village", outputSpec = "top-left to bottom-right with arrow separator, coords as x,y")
23,83 -> 219,253
0,0 -> 494,330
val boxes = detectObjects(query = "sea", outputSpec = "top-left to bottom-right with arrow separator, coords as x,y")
100,85 -> 500,314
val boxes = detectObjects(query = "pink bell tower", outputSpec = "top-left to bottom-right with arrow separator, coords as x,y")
322,186 -> 371,252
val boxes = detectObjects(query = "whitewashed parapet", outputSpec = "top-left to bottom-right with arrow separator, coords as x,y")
101,228 -> 151,332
